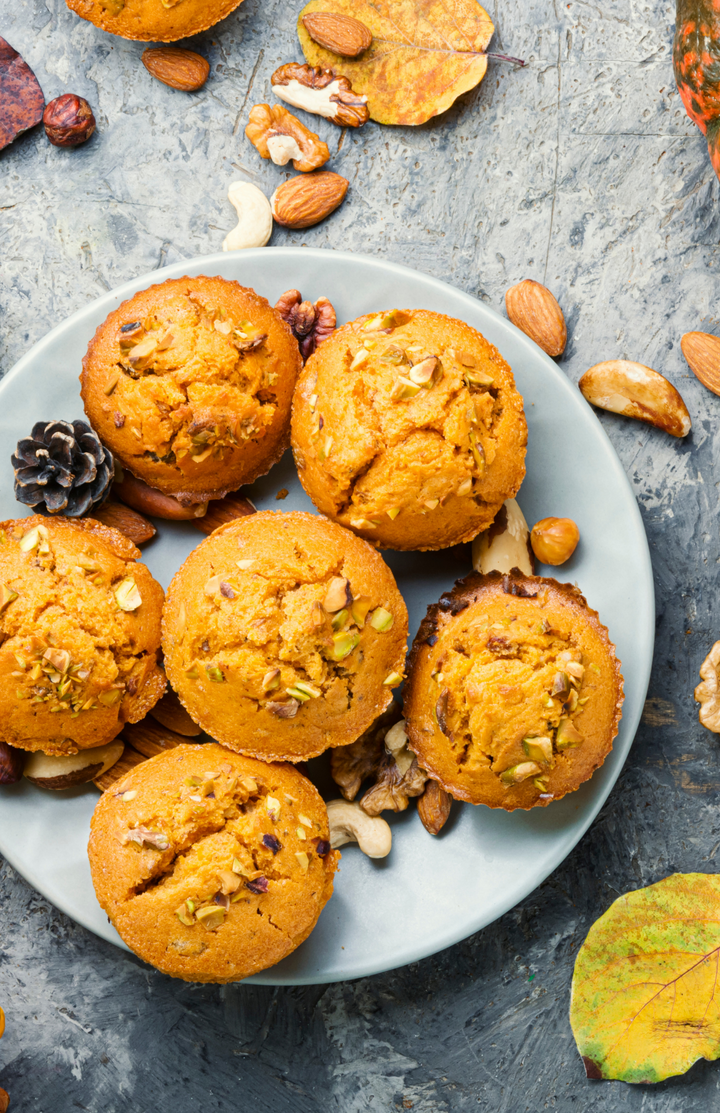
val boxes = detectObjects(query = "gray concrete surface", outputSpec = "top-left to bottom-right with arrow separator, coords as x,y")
2,0 -> 720,1107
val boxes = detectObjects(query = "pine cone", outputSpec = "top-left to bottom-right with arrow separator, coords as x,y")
12,420 -> 114,516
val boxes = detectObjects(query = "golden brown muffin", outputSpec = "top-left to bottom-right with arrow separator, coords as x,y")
0,516 -> 165,755
291,309 -> 527,551
88,743 -> 338,982
403,571 -> 623,810
162,511 -> 408,761
66,0 -> 244,42
81,277 -> 301,505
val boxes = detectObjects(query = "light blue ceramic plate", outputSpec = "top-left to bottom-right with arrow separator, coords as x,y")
0,248 -> 653,985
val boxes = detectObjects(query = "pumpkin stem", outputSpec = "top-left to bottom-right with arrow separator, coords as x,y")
486,52 -> 527,67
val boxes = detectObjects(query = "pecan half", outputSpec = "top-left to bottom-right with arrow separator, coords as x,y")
271,63 -> 369,128
275,289 -> 336,360
246,103 -> 330,172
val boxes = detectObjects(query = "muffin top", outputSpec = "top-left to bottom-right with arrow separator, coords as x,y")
0,516 -> 165,754
66,0 -> 244,41
291,309 -> 527,551
162,511 -> 408,761
403,571 -> 623,810
88,744 -> 338,983
81,277 -> 301,503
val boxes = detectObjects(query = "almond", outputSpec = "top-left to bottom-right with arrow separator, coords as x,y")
193,492 -> 257,535
271,171 -> 348,230
92,499 -> 156,545
681,331 -> 720,397
579,360 -> 691,438
505,279 -> 567,357
142,47 -> 210,92
114,472 -> 208,521
302,12 -> 373,57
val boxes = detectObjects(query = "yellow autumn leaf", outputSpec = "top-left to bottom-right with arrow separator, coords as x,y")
570,873 -> 720,1083
297,0 -> 495,126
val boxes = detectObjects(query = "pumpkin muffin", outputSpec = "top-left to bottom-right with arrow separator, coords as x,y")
66,0 -> 245,42
291,309 -> 527,551
162,511 -> 408,762
81,277 -> 301,505
403,571 -> 623,810
88,743 -> 339,983
0,515 -> 165,755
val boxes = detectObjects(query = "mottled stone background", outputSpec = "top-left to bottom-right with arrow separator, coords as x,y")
2,0 -> 720,1108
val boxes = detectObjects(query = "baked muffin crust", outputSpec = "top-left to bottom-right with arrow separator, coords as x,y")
404,571 -> 623,810
66,0 -> 245,42
88,744 -> 338,983
162,511 -> 408,761
0,516 -> 165,755
291,309 -> 527,550
81,277 -> 301,504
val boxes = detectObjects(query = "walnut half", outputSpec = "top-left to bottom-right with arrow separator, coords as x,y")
696,641 -> 720,732
275,289 -> 336,361
360,720 -> 427,815
245,103 -> 330,173
271,63 -> 369,128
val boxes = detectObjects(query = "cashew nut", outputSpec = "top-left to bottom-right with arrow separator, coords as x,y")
326,799 -> 392,858
472,498 -> 534,576
222,181 -> 273,252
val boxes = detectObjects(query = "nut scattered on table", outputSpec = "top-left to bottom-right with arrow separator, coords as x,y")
149,690 -> 201,736
142,47 -> 210,92
681,331 -> 720,397
271,171 -> 348,229
696,641 -> 720,732
222,180 -> 273,252
579,360 -> 692,438
417,778 -> 452,835
92,499 -> 156,545
0,740 -> 25,786
530,516 -> 580,566
302,12 -> 373,57
246,103 -> 330,172
326,798 -> 392,858
275,288 -> 336,359
24,741 -> 124,790
472,498 -> 534,577
0,36 -> 45,152
43,94 -> 96,147
271,63 -> 369,127
114,470 -> 208,520
192,491 -> 256,534
505,279 -> 566,357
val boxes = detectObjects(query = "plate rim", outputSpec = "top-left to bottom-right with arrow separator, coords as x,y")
0,246 -> 655,984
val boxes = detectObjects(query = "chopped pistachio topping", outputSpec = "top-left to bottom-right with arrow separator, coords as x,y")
204,575 -> 221,595
266,796 -> 281,819
556,718 -> 583,750
331,608 -> 349,631
391,376 -> 422,402
295,851 -> 309,871
104,371 -> 121,396
115,579 -> 142,612
350,596 -> 372,626
522,736 -> 553,765
0,583 -> 18,612
383,671 -> 403,687
499,762 -> 541,786
298,814 -> 313,827
370,607 -> 393,632
350,348 -> 369,371
296,826 -> 307,840
286,685 -> 311,702
205,665 -> 225,682
293,682 -> 321,699
262,668 -> 281,691
456,478 -> 473,497
386,507 -> 401,520
195,905 -> 225,930
331,630 -> 359,661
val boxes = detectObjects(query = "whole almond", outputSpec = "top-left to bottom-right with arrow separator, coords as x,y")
271,171 -> 348,229
681,331 -> 720,396
114,472 -> 208,521
302,12 -> 373,57
142,47 -> 210,92
505,279 -> 567,357
92,499 -> 156,545
193,492 -> 257,535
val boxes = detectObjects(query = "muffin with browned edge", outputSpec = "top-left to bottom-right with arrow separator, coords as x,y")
89,744 -> 339,982
0,516 -> 165,755
81,276 -> 301,505
66,0 -> 244,42
162,511 -> 408,762
291,309 -> 527,551
403,571 -> 623,810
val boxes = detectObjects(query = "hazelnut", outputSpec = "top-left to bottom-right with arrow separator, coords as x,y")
0,740 -> 24,785
43,94 -> 96,147
530,517 -> 580,565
